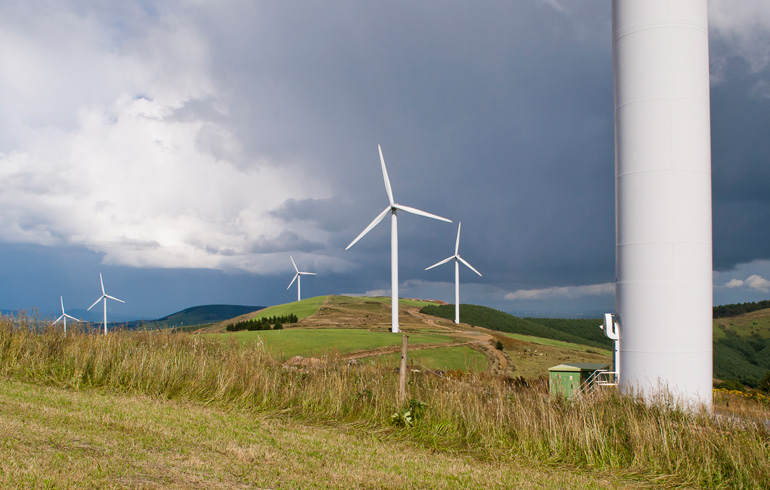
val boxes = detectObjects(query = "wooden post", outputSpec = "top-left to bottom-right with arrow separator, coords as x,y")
398,334 -> 408,403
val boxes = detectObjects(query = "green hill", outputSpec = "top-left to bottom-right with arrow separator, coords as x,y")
419,304 -> 610,350
713,308 -> 770,384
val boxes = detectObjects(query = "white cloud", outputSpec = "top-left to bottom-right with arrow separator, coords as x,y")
709,0 -> 770,87
0,2 -> 335,274
505,282 -> 614,301
745,275 -> 770,293
725,278 -> 744,288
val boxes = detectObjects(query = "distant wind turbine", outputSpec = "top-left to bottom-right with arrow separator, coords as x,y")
287,256 -> 316,302
52,296 -> 80,336
346,144 -> 452,333
87,273 -> 125,335
425,222 -> 482,324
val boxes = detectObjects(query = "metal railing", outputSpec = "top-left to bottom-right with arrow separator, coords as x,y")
569,369 -> 618,400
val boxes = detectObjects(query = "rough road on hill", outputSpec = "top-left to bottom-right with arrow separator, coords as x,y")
202,295 -> 609,378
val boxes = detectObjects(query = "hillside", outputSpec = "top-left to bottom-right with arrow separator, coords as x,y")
420,304 -> 611,350
713,308 -> 770,383
202,295 -> 610,378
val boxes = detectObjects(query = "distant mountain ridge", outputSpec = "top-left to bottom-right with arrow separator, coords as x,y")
155,304 -> 265,327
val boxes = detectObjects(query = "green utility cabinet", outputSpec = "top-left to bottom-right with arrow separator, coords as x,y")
548,363 -> 609,398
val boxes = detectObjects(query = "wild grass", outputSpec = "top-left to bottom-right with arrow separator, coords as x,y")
1,316 -> 769,489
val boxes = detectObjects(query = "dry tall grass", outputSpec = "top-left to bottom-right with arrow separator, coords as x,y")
1,317 -> 768,489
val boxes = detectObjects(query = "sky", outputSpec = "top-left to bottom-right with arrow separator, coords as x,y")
1,0 -> 769,321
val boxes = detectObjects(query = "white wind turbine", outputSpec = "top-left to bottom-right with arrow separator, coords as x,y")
346,144 -> 452,333
287,256 -> 316,302
52,296 -> 80,336
425,222 -> 482,324
87,273 -> 125,335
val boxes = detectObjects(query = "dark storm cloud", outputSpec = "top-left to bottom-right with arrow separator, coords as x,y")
190,1 -> 618,294
2,1 -> 769,317
249,230 -> 321,254
270,197 -> 355,235
710,57 -> 770,271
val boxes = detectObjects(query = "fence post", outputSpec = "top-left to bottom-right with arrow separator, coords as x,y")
398,334 -> 408,403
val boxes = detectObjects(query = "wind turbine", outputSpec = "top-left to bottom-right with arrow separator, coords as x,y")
87,273 -> 125,335
346,144 -> 452,333
287,256 -> 316,302
425,222 -> 482,324
52,296 -> 80,336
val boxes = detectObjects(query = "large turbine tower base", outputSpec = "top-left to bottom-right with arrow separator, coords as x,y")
613,0 -> 713,409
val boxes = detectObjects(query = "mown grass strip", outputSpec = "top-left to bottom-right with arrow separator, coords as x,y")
218,328 -> 454,359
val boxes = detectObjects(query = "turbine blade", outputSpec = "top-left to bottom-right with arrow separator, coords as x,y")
287,273 -> 298,289
458,256 -> 482,276
299,272 -> 317,276
290,256 -> 298,273
425,255 -> 455,270
87,296 -> 103,311
100,273 -> 105,295
60,296 -> 65,313
105,294 -> 125,304
393,204 -> 452,223
455,222 -> 462,255
64,314 -> 80,322
345,206 -> 391,250
379,144 -> 394,205
53,314 -> 65,325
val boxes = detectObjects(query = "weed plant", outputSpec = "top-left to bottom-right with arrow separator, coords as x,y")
1,316 -> 769,489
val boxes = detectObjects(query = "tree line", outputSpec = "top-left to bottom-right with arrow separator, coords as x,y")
713,300 -> 770,319
225,313 -> 299,332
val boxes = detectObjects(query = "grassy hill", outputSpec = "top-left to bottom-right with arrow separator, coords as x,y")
200,296 -> 610,377
713,308 -> 770,384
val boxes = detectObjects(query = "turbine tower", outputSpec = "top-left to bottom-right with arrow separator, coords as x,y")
287,256 -> 316,302
346,144 -> 452,333
612,0 -> 712,409
87,273 -> 125,335
425,222 -> 482,324
52,296 -> 80,336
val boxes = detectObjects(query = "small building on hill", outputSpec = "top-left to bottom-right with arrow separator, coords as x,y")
548,363 -> 610,398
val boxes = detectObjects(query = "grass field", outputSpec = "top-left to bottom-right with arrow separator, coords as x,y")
2,319 -> 769,489
221,328 -> 455,359
0,378 -> 650,489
